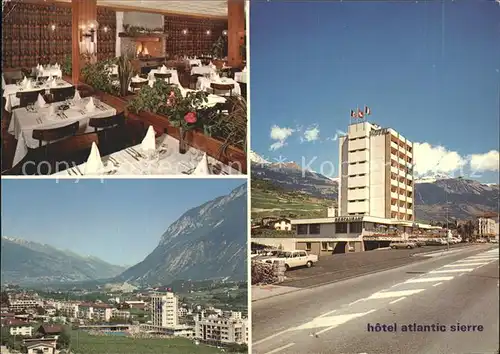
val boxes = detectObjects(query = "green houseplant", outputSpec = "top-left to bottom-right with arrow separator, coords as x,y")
62,54 -> 72,76
80,58 -> 118,95
117,55 -> 134,97
211,35 -> 227,59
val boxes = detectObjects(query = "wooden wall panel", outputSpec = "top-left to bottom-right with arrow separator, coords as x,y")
164,14 -> 227,57
1,1 -> 116,69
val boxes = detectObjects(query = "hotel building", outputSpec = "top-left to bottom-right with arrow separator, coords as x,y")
194,311 -> 248,345
338,121 -> 414,221
252,121 -> 441,255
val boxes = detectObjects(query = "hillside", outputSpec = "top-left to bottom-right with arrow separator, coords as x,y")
117,184 -> 247,286
1,237 -> 126,285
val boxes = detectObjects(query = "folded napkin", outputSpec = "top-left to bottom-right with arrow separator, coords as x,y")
36,64 -> 41,70
55,63 -> 59,69
160,66 -> 167,73
73,90 -> 81,101
85,97 -> 95,112
84,142 -> 105,175
48,104 -> 55,116
22,77 -> 28,85
141,126 -> 156,152
25,80 -> 33,89
50,79 -> 57,88
133,74 -> 140,80
242,66 -> 247,72
36,94 -> 46,108
193,153 -> 210,175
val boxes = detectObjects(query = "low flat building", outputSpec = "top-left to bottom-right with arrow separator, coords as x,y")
252,211 -> 441,255
2,318 -> 33,336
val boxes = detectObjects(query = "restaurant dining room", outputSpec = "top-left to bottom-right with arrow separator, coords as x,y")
1,0 -> 247,176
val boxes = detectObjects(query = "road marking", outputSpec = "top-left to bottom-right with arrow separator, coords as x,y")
296,311 -> 375,331
253,329 -> 292,346
461,257 -> 498,261
404,276 -> 454,283
318,309 -> 337,318
367,289 -> 425,299
430,268 -> 474,273
432,282 -> 443,287
349,299 -> 365,306
390,282 -> 405,288
312,310 -> 377,335
265,343 -> 295,354
389,296 -> 406,304
443,262 -> 489,267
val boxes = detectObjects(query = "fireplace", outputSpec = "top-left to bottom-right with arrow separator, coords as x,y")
136,42 -> 150,57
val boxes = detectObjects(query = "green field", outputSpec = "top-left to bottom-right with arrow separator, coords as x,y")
70,331 -> 223,354
251,178 -> 332,220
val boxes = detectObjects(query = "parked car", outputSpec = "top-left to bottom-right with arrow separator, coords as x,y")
262,250 -> 318,270
390,241 -> 417,249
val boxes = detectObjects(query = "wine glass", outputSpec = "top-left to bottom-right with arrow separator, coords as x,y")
141,149 -> 160,175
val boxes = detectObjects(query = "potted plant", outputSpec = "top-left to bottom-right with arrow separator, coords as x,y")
211,35 -> 227,59
161,86 -> 211,154
117,55 -> 134,97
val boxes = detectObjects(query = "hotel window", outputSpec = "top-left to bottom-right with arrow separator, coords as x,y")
297,224 -> 308,235
328,242 -> 334,250
350,222 -> 362,233
309,224 -> 321,235
335,222 -> 348,233
321,242 -> 328,251
305,242 -> 311,251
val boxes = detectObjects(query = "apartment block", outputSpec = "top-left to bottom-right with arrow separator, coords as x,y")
194,311 -> 248,344
338,122 -> 414,221
476,218 -> 498,237
151,291 -> 178,328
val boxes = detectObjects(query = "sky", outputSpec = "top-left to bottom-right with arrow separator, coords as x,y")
250,0 -> 500,183
1,179 -> 246,266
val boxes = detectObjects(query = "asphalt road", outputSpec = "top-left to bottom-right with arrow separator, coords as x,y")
280,243 -> 472,288
252,245 -> 499,354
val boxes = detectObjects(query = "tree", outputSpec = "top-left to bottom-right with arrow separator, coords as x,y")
56,329 -> 71,349
36,306 -> 46,315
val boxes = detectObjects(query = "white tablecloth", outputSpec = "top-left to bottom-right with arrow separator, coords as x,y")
197,77 -> 241,96
37,67 -> 62,78
8,97 -> 116,166
191,66 -> 216,76
148,69 -> 181,86
53,134 -> 242,176
3,79 -> 73,112
188,59 -> 202,67
235,71 -> 248,83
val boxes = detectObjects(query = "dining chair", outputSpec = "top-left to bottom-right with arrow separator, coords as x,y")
154,73 -> 172,84
190,74 -> 203,90
130,81 -> 148,93
88,112 -> 128,155
51,87 -> 76,103
211,83 -> 234,97
16,90 -> 45,108
32,121 -> 80,148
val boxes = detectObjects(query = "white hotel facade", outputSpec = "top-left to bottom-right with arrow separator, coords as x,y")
253,121 -> 440,255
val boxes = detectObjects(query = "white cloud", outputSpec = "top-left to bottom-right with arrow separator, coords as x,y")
328,129 -> 347,141
469,150 -> 499,172
269,125 -> 294,151
301,125 -> 320,143
413,142 -> 467,176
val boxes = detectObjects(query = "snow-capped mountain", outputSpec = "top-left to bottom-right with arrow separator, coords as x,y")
249,150 -> 270,165
117,184 -> 247,285
415,173 -> 453,184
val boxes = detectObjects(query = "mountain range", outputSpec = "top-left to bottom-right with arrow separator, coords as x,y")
116,184 -> 247,285
250,151 -> 499,222
2,184 -> 248,287
1,237 -> 126,285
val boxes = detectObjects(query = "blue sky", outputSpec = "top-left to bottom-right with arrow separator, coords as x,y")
1,179 -> 246,266
250,0 -> 500,183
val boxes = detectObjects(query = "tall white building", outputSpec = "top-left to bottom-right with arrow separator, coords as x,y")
151,292 -> 178,328
338,121 -> 414,221
476,218 -> 497,237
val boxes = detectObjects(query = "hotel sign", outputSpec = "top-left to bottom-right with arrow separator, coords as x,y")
333,216 -> 363,222
370,128 -> 388,137
363,236 -> 401,241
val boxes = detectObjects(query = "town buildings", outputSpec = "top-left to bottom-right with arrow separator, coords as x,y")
476,217 -> 499,239
194,310 -> 248,345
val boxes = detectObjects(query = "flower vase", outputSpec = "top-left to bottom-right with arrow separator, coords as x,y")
179,128 -> 188,154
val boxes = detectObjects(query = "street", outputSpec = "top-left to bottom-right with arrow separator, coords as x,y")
252,245 -> 499,354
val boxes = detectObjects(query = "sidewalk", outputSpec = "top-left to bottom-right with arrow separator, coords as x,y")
252,284 -> 299,301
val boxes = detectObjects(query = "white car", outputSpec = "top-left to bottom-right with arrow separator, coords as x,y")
262,250 -> 318,270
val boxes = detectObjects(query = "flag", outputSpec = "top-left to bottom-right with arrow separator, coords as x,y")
358,109 -> 364,119
350,110 -> 358,118
365,106 -> 371,115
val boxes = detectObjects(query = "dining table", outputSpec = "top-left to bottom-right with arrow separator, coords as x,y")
148,68 -> 181,86
197,76 -> 242,96
8,97 -> 116,167
3,78 -> 73,112
191,65 -> 216,76
53,134 -> 242,176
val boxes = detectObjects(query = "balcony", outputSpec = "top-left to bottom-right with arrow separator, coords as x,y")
349,163 -> 369,175
398,157 -> 405,165
347,200 -> 368,214
391,178 -> 399,187
391,191 -> 399,199
400,207 -> 407,213
406,195 -> 413,203
348,138 -> 369,151
398,193 -> 406,202
391,204 -> 399,212
405,184 -> 413,191
391,141 -> 398,150
398,169 -> 405,177
348,188 -> 369,201
347,175 -> 368,188
407,173 -> 413,180
348,150 -> 369,163
390,166 -> 398,174
407,208 -> 413,215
